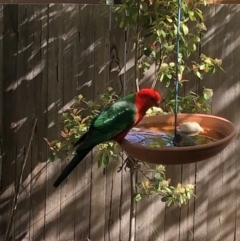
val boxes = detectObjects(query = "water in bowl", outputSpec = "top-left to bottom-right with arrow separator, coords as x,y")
125,123 -> 225,148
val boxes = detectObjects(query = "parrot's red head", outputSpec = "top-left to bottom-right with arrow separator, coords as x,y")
136,88 -> 162,111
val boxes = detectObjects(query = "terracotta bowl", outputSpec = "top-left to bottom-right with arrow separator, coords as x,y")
119,114 -> 236,165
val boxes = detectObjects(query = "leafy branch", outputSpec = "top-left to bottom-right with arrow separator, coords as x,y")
113,0 -> 223,107
46,0 -> 224,209
135,164 -> 195,206
46,88 -> 195,207
45,87 -> 120,166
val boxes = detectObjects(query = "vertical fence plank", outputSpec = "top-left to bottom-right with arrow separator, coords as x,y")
27,4 -> 47,241
118,158 -> 131,241
90,5 -> 108,241
58,4 -> 80,241
93,5 -> 110,96
135,164 -> 166,241
202,6 -> 224,241
97,6 -> 125,241
215,5 -> 240,240
194,160 -> 209,241
77,4 -> 95,100
200,4 -> 240,241
0,4 -> 2,238
92,5 -> 132,241
109,10 -> 125,96
0,4 -> 18,241
235,133 -> 240,241
45,4 -> 64,241
109,14 -> 132,241
29,5 -> 48,241
164,165 -> 182,241
206,156 -> 224,241
179,163 -> 195,241
73,4 -> 93,241
0,4 -> 2,192
0,4 -> 2,236
207,4 -> 240,241
12,5 -> 36,241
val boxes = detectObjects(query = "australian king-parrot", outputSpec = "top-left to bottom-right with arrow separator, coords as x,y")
53,88 -> 162,187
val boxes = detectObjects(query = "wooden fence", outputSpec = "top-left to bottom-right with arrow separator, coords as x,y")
0,4 -> 240,241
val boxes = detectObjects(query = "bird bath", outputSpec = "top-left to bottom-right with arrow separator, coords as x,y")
119,114 -> 236,165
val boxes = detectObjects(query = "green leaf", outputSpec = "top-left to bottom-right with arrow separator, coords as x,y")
195,9 -> 203,21
98,155 -> 103,168
191,43 -> 196,52
144,47 -> 152,56
163,42 -> 175,52
196,71 -> 202,79
161,30 -> 166,38
167,199 -> 173,206
164,187 -> 172,194
161,196 -> 170,202
154,182 -> 160,190
203,92 -> 210,100
156,29 -> 161,37
188,11 -> 196,21
103,154 -> 110,166
194,35 -> 201,42
154,172 -> 161,180
166,73 -> 172,79
49,152 -> 56,162
166,16 -> 173,23
180,195 -> 184,204
119,20 -> 124,28
135,193 -> 142,202
141,2 -> 148,12
150,190 -> 157,195
182,23 -> 189,35
162,77 -> 170,87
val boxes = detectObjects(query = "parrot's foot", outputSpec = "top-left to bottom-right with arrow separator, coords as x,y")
118,156 -> 141,172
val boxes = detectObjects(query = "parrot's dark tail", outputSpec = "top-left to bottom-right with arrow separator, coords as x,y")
53,147 -> 93,188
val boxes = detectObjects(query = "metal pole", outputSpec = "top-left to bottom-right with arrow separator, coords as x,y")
174,0 -> 182,137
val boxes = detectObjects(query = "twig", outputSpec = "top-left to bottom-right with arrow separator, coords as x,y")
151,42 -> 163,89
131,4 -> 141,236
134,0 -> 141,92
138,168 -> 151,181
4,117 -> 37,241
117,157 -> 128,173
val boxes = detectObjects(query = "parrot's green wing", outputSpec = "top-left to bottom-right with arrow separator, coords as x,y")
54,93 -> 138,187
77,98 -> 136,150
